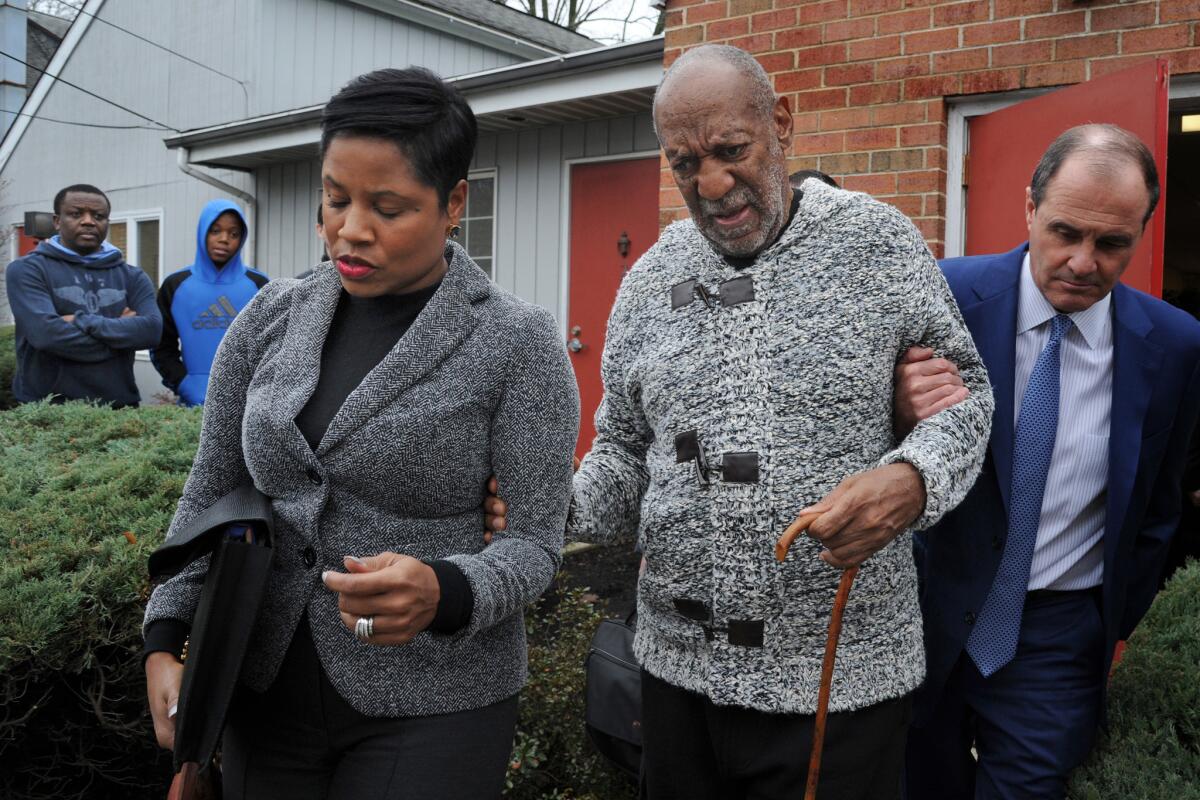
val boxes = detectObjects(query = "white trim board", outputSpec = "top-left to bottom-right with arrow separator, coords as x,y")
944,73 -> 1200,257
465,166 -> 498,279
0,0 -> 106,174
557,150 -> 660,334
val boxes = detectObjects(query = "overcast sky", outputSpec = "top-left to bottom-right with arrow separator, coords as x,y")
33,1 -> 663,47
532,0 -> 662,45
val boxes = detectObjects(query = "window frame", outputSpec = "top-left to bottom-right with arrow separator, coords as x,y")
106,208 -> 165,286
462,169 -> 497,279
105,208 -> 163,361
9,223 -> 22,263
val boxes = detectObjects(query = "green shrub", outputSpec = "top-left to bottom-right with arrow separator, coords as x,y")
0,400 -> 201,799
8,400 -> 1198,799
510,582 -> 637,800
1069,561 -> 1200,799
0,325 -> 15,410
0,401 -> 634,799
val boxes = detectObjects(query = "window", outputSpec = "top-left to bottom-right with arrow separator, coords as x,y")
460,172 -> 495,278
107,212 -> 162,285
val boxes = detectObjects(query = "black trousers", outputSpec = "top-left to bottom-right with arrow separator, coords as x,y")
641,670 -> 912,800
221,621 -> 518,800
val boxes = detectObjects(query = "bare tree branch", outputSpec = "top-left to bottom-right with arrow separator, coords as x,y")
491,0 -> 658,41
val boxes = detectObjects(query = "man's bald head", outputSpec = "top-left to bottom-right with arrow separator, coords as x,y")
653,45 -> 777,135
651,45 -> 794,258
1030,123 -> 1159,226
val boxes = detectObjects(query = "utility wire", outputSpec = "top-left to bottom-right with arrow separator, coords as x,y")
54,0 -> 250,111
0,48 -> 178,131
0,108 -> 167,130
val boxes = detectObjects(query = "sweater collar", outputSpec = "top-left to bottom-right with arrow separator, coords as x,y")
721,187 -> 802,270
45,235 -> 121,263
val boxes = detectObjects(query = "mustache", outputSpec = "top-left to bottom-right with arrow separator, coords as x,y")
698,186 -> 757,217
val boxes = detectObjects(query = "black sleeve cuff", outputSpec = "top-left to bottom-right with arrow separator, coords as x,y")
143,618 -> 190,664
425,560 -> 474,635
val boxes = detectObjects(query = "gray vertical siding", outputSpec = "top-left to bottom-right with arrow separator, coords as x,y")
141,0 -> 522,133
0,0 -> 524,274
256,159 -> 323,278
0,0 -> 657,343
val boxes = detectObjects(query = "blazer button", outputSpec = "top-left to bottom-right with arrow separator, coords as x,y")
306,468 -> 323,486
302,547 -> 316,568
964,611 -> 976,625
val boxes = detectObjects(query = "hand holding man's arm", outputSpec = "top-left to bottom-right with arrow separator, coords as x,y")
893,346 -> 969,438
876,213 -> 993,532
564,269 -> 654,545
484,457 -> 579,543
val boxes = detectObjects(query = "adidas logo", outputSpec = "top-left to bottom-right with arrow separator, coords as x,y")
192,296 -> 239,330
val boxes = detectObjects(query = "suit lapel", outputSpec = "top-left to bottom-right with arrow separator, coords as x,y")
962,246 -> 1024,511
274,267 -> 342,441
316,243 -> 491,455
1104,285 -> 1161,568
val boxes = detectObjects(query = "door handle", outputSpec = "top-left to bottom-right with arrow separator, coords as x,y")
567,325 -> 584,353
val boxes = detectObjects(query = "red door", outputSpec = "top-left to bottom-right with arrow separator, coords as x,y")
965,58 -> 1169,296
15,225 -> 39,257
568,157 -> 660,460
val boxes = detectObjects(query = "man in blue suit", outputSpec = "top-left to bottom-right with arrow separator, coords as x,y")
901,124 -> 1200,798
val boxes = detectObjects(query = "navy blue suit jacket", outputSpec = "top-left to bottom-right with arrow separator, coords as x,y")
915,243 -> 1200,723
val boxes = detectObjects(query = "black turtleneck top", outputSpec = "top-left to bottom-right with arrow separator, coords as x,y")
144,279 -> 473,664
295,283 -> 440,449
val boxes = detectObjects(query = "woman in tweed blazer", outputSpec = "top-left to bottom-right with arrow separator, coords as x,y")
143,68 -> 579,798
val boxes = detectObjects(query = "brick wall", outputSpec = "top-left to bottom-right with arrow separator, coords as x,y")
659,0 -> 1200,255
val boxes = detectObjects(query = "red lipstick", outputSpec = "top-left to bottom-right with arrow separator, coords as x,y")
337,256 -> 375,280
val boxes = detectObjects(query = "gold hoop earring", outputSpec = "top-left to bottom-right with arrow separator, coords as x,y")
447,224 -> 462,239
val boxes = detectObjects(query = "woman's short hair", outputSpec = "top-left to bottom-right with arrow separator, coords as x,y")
321,67 -> 477,209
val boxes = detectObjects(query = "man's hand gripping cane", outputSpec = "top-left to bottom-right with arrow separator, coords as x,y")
775,461 -> 926,800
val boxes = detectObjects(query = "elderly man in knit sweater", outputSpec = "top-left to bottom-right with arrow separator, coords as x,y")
488,45 -> 994,799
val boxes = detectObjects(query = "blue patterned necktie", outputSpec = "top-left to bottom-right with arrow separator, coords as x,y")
966,313 -> 1073,678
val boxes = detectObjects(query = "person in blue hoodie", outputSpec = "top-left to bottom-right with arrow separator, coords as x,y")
5,183 -> 162,408
151,200 -> 268,406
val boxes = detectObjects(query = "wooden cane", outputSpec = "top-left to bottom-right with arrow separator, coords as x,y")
168,760 -> 220,800
775,512 -> 859,800
167,762 -> 200,800
775,511 -> 824,563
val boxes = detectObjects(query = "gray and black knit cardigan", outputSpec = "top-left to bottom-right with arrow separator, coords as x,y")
144,242 -> 579,717
568,179 -> 994,715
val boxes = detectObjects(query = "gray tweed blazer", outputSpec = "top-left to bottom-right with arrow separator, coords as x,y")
144,242 -> 579,717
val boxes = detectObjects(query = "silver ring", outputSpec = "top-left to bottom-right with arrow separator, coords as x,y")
355,615 -> 375,641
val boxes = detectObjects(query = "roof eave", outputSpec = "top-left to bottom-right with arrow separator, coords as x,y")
344,0 -> 585,59
164,36 -> 665,169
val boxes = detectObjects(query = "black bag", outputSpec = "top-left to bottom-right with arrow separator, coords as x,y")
584,612 -> 642,779
149,485 -> 275,796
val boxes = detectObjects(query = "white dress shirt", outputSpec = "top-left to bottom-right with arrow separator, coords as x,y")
1014,254 -> 1112,591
